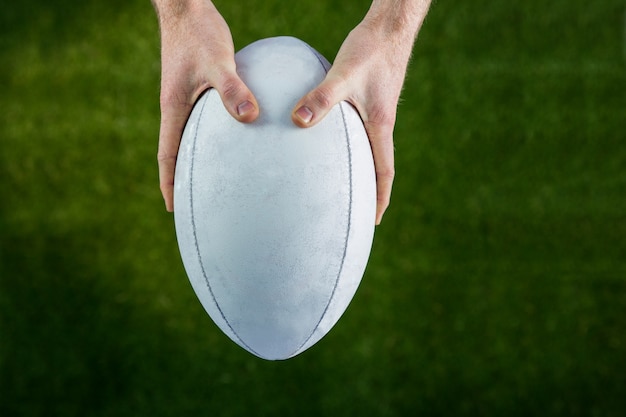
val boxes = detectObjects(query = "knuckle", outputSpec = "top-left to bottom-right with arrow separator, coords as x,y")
366,107 -> 396,130
310,86 -> 334,110
376,191 -> 391,209
159,181 -> 173,194
220,77 -> 243,101
212,63 -> 244,101
159,86 -> 182,106
159,89 -> 190,111
157,150 -> 177,164
377,196 -> 391,209
376,167 -> 396,183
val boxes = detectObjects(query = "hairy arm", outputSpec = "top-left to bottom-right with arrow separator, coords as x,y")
151,0 -> 431,219
152,0 -> 259,211
293,0 -> 431,224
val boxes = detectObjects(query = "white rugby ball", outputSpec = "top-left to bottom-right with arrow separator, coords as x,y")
173,36 -> 376,360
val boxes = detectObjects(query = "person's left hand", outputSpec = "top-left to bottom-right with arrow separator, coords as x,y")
154,0 -> 259,212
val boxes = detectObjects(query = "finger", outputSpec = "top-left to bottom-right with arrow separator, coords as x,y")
157,92 -> 192,212
291,75 -> 345,127
214,69 -> 259,123
364,115 -> 396,225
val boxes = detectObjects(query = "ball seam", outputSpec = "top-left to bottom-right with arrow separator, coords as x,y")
291,100 -> 354,357
189,91 -> 261,357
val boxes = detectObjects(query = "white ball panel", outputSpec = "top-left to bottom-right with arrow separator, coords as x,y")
174,37 -> 375,360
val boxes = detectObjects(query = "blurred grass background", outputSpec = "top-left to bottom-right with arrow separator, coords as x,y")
1,0 -> 625,415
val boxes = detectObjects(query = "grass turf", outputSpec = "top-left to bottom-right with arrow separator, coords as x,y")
1,0 -> 625,415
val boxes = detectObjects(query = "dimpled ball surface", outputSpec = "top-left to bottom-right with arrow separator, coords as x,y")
173,36 -> 376,360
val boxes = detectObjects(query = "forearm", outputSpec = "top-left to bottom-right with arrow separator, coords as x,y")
363,0 -> 431,40
152,0 -> 186,19
151,0 -> 216,25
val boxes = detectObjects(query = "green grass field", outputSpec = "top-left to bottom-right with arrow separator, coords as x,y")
1,0 -> 625,415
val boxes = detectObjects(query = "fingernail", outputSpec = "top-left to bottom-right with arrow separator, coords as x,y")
237,100 -> 255,116
295,106 -> 313,124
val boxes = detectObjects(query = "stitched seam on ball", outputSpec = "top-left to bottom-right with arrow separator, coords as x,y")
189,92 -> 259,357
293,101 -> 353,357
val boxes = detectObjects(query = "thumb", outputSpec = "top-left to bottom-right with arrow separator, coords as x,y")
292,75 -> 345,127
214,70 -> 260,123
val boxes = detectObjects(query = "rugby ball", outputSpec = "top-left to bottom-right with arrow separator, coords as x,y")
173,36 -> 376,360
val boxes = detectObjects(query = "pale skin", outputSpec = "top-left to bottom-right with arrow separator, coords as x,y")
152,0 -> 431,225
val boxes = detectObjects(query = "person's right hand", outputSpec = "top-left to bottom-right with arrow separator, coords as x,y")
291,0 -> 431,225
154,0 -> 259,212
